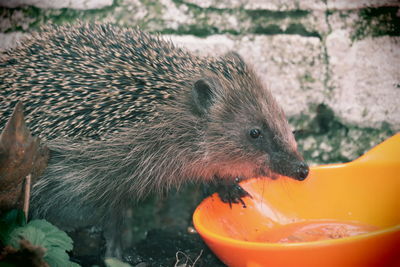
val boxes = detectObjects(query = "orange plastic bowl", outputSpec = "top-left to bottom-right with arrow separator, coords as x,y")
193,134 -> 400,267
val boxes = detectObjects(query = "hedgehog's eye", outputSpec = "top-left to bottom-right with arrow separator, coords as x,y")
249,129 -> 261,139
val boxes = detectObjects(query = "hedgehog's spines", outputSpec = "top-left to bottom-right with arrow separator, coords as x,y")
0,23 -> 215,140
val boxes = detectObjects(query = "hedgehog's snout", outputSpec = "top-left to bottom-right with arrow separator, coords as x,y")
293,161 -> 309,181
268,153 -> 309,181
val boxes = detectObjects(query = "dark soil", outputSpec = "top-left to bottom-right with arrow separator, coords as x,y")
69,184 -> 227,267
123,228 -> 226,267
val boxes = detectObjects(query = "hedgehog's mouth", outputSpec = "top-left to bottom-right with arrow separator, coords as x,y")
269,159 -> 309,181
253,165 -> 280,180
254,159 -> 309,181
211,158 -> 309,182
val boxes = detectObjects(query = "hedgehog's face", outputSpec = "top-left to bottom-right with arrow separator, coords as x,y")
202,104 -> 309,182
190,56 -> 308,182
227,111 -> 309,181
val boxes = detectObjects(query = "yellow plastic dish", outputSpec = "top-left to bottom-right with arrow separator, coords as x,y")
193,134 -> 400,267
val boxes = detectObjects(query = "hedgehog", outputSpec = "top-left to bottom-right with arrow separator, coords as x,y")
0,22 -> 309,257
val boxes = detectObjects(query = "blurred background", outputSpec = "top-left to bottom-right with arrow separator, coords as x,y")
0,0 -> 399,266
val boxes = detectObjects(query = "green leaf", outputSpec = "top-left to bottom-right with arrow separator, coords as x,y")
29,220 -> 73,251
8,225 -> 46,249
105,258 -> 132,267
44,247 -> 71,267
0,209 -> 26,244
4,218 -> 80,267
43,243 -> 81,267
8,220 -> 73,252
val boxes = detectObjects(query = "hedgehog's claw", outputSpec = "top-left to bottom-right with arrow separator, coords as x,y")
215,178 -> 251,208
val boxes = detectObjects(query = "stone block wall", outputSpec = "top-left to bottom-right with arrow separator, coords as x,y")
1,0 -> 399,164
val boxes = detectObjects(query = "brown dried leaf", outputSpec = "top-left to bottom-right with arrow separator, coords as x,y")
0,102 -> 49,214
0,239 -> 49,267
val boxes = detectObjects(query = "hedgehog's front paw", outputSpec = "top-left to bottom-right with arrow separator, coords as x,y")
216,177 -> 251,208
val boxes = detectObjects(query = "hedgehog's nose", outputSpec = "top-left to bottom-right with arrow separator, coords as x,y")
295,162 -> 309,181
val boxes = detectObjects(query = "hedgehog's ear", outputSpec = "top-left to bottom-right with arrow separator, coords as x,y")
191,76 -> 218,116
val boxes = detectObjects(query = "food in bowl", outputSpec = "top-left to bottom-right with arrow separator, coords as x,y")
255,220 -> 380,243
